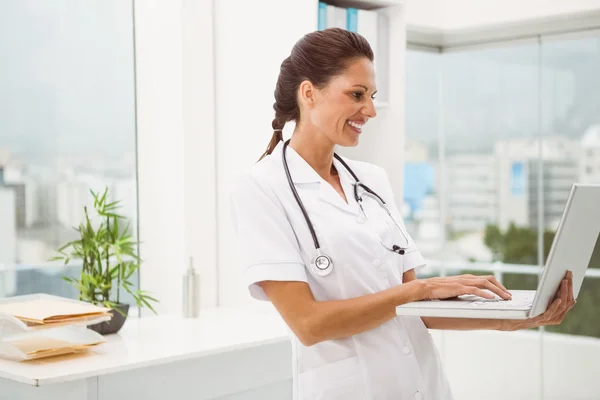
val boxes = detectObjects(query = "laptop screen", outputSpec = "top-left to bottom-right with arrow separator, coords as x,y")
588,232 -> 600,270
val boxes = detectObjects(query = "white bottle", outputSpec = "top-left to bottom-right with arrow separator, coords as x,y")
183,257 -> 199,318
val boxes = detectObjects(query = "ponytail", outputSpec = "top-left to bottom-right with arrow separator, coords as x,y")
258,118 -> 285,161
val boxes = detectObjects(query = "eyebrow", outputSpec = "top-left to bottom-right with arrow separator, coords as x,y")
352,85 -> 377,94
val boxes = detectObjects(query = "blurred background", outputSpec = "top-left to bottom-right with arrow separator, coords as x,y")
0,1 -> 599,399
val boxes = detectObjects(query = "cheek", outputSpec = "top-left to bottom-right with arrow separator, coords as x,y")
311,94 -> 355,130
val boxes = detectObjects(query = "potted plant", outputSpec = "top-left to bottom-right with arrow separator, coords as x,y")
51,187 -> 158,334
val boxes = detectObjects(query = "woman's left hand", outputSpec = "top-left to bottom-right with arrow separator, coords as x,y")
505,270 -> 577,331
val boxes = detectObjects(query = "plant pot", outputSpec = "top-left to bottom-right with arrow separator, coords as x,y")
88,303 -> 130,335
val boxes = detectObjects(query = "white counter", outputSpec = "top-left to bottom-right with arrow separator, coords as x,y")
0,307 -> 293,400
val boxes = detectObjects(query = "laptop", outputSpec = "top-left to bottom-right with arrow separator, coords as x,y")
396,183 -> 600,320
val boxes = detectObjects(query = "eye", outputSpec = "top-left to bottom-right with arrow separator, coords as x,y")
352,92 -> 363,100
370,93 -> 377,100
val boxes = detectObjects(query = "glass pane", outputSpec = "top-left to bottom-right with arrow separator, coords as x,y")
439,44 -> 543,400
442,44 -> 542,269
539,34 -> 600,400
0,1 -> 138,306
404,50 -> 443,277
541,35 -> 600,341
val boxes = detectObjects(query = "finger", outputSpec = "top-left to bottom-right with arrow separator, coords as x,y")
486,275 -> 510,294
569,300 -> 577,311
464,286 -> 495,299
533,298 -> 562,325
464,278 -> 511,300
479,279 -> 512,300
545,298 -> 563,323
552,280 -> 568,318
560,278 -> 569,305
567,270 -> 574,304
566,270 -> 573,280
556,281 -> 573,320
548,296 -> 564,316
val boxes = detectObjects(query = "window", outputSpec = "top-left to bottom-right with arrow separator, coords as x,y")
541,34 -> 600,338
404,49 -> 442,270
0,1 -> 138,302
406,33 -> 600,340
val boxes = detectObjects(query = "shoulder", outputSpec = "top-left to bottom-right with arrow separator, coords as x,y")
231,153 -> 286,204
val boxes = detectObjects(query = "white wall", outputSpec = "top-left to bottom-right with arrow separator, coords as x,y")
214,0 -> 318,307
135,0 -> 186,315
404,0 -> 443,29
405,0 -> 600,30
443,0 -> 600,30
431,330 -> 600,400
136,0 -> 217,315
181,0 -> 218,310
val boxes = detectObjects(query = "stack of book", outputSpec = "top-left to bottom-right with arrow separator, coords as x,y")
0,294 -> 112,361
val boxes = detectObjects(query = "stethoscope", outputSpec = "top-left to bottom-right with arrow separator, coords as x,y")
282,140 -> 411,277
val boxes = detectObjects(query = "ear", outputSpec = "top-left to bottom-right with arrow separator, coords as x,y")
298,80 -> 317,109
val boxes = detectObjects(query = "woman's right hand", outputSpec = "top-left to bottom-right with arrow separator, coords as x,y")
420,274 -> 513,301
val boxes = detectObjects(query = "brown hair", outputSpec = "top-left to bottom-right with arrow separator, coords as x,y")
258,28 -> 374,161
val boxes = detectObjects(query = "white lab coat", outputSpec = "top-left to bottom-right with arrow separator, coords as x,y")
231,141 -> 453,400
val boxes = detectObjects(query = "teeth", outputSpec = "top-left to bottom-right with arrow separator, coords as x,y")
347,121 -> 363,129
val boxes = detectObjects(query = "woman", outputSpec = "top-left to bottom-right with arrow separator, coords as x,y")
230,28 -> 575,400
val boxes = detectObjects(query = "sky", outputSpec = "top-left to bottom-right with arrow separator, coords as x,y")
0,1 -> 136,167
406,37 -> 600,154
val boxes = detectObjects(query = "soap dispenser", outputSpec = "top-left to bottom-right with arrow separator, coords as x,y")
183,257 -> 199,318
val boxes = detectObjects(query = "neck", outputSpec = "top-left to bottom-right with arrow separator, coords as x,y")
289,127 -> 336,180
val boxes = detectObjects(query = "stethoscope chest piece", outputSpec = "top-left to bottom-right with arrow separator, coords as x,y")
311,254 -> 334,276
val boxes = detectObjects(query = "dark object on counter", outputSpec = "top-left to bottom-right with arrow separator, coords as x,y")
88,303 -> 130,335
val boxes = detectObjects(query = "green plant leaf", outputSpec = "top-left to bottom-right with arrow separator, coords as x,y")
140,298 -> 157,314
142,294 -> 159,303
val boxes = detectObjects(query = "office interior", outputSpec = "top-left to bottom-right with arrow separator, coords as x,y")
1,0 -> 599,399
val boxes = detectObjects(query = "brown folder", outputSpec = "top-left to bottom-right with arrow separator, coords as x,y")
0,298 -> 111,325
7,337 -> 104,360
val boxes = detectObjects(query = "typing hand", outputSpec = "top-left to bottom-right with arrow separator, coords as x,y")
421,274 -> 513,301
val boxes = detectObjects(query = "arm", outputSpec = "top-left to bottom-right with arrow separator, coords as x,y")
261,270 -> 514,346
260,279 -> 424,346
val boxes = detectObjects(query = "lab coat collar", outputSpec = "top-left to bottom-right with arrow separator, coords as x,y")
271,140 -> 322,184
271,140 -> 359,215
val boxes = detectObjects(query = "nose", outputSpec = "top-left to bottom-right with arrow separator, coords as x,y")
363,98 -> 377,119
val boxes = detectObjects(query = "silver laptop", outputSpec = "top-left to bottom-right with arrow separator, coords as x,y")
396,183 -> 600,320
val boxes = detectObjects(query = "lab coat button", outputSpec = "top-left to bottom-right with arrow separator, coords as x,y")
414,391 -> 423,400
403,345 -> 411,355
372,259 -> 381,267
356,216 -> 366,224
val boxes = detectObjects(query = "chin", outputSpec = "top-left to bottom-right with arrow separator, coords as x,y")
347,137 -> 360,147
336,135 -> 360,148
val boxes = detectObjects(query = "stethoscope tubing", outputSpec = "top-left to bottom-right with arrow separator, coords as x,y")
282,140 -> 411,252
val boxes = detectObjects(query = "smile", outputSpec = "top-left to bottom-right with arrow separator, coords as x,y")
347,120 -> 364,131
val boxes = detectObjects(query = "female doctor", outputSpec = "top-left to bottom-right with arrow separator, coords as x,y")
230,28 -> 576,400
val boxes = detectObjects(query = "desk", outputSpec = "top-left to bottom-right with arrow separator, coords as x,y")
0,307 -> 293,400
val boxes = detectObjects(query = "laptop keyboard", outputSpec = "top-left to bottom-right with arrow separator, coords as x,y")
467,292 -> 535,308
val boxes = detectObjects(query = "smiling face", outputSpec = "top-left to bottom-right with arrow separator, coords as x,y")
297,57 -> 377,147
